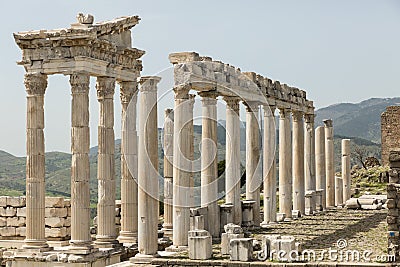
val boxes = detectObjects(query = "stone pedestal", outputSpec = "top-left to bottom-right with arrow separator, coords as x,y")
262,105 -> 277,225
162,109 -> 174,238
188,230 -> 212,260
279,108 -> 292,219
23,73 -> 49,250
221,223 -> 244,255
305,190 -> 315,215
200,92 -> 220,238
315,189 -> 324,212
304,114 -> 316,213
230,238 -> 253,261
69,73 -> 92,251
241,200 -> 255,227
342,139 -> 351,203
224,97 -> 242,225
315,126 -> 326,210
292,111 -> 305,215
219,203 -> 233,234
136,76 -> 161,257
324,119 -> 335,207
95,77 -> 118,248
245,102 -> 262,226
118,81 -> 139,245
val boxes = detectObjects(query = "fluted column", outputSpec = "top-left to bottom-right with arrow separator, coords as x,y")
24,73 -> 49,249
172,85 -> 192,248
200,92 -> 220,237
262,105 -> 277,225
95,77 -> 117,247
292,111 -> 305,215
324,119 -> 335,207
315,126 -> 326,210
278,108 -> 292,219
305,114 -> 316,212
342,139 -> 351,203
118,81 -> 139,244
246,102 -> 262,226
163,109 -> 174,237
136,76 -> 161,257
69,73 -> 92,250
224,97 -> 241,225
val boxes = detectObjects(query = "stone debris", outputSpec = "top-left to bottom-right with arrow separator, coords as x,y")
221,223 -> 244,255
261,235 -> 298,262
188,229 -> 212,260
345,194 -> 387,210
229,237 -> 253,261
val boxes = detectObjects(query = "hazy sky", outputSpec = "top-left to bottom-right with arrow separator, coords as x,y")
0,1 -> 399,156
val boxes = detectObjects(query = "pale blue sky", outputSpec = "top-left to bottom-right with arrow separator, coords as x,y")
0,1 -> 399,156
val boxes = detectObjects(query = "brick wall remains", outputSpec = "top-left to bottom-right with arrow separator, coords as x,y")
381,106 -> 400,166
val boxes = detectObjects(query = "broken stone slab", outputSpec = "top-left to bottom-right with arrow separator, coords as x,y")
276,213 -> 286,222
361,204 -> 382,210
188,230 -> 212,260
230,238 -> 253,261
345,198 -> 361,209
358,198 -> 378,205
224,223 -> 243,234
221,232 -> 244,255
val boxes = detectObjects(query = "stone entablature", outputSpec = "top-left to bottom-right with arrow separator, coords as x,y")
169,52 -> 314,113
14,15 -> 144,81
381,106 -> 400,166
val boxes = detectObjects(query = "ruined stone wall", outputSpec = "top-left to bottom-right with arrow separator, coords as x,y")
381,106 -> 400,166
0,196 -> 71,240
387,149 -> 400,259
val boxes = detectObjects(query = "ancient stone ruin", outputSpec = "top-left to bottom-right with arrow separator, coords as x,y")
382,106 -> 400,166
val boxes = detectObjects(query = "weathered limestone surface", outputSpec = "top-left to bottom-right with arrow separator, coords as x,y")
200,92 -> 220,237
279,108 -> 292,219
292,111 -> 305,214
95,77 -> 117,248
304,114 -> 316,212
224,97 -> 242,225
69,73 -> 92,250
119,81 -> 139,245
163,108 -> 174,238
324,119 -> 335,207
188,230 -> 212,260
315,126 -> 326,210
342,139 -> 351,203
381,106 -> 400,165
335,176 -> 343,206
387,149 -> 400,258
262,105 -> 277,225
136,76 -> 160,257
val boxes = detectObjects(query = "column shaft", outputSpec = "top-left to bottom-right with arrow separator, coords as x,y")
69,73 -> 92,249
24,73 -> 49,249
95,77 -> 117,247
163,109 -> 174,236
324,119 -> 335,207
172,86 -> 192,247
246,102 -> 261,226
224,97 -> 241,225
342,139 -> 351,203
278,108 -> 292,218
315,126 -> 326,210
200,92 -> 220,237
292,111 -> 305,214
262,105 -> 277,224
304,114 -> 316,212
137,77 -> 161,256
119,81 -> 139,244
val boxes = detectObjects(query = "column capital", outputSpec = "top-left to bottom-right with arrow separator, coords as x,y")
278,108 -> 290,119
244,101 -> 259,112
70,73 -> 90,94
119,81 -> 138,104
96,77 -> 115,100
138,76 -> 161,93
173,84 -> 191,99
199,91 -> 218,106
305,113 -> 315,124
323,119 -> 333,127
292,110 -> 304,122
224,97 -> 240,113
24,73 -> 47,96
263,105 -> 276,117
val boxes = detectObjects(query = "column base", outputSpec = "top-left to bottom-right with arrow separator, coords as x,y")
66,243 -> 97,255
94,239 -> 121,249
260,221 -> 277,228
117,232 -> 138,246
165,245 -> 188,252
22,239 -> 51,251
131,252 -> 159,264
161,227 -> 173,239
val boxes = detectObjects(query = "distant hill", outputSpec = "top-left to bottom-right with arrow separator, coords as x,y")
315,97 -> 400,144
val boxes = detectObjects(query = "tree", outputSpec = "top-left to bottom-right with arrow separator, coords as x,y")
352,144 -> 368,169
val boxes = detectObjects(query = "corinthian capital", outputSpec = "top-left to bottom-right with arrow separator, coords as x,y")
24,73 -> 47,96
119,81 -> 138,104
96,77 -> 115,100
305,113 -> 315,124
292,110 -> 304,122
224,97 -> 240,114
70,73 -> 90,94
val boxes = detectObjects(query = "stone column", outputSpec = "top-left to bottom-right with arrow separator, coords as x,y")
95,77 -> 117,247
262,105 -> 277,225
324,119 -> 335,207
342,139 -> 351,203
315,126 -> 326,210
163,108 -> 174,237
118,81 -> 139,244
245,102 -> 262,226
224,97 -> 241,225
292,111 -> 305,215
24,73 -> 49,249
136,76 -> 161,257
172,85 -> 192,248
69,73 -> 92,250
278,108 -> 292,219
304,114 -> 316,213
200,92 -> 220,237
